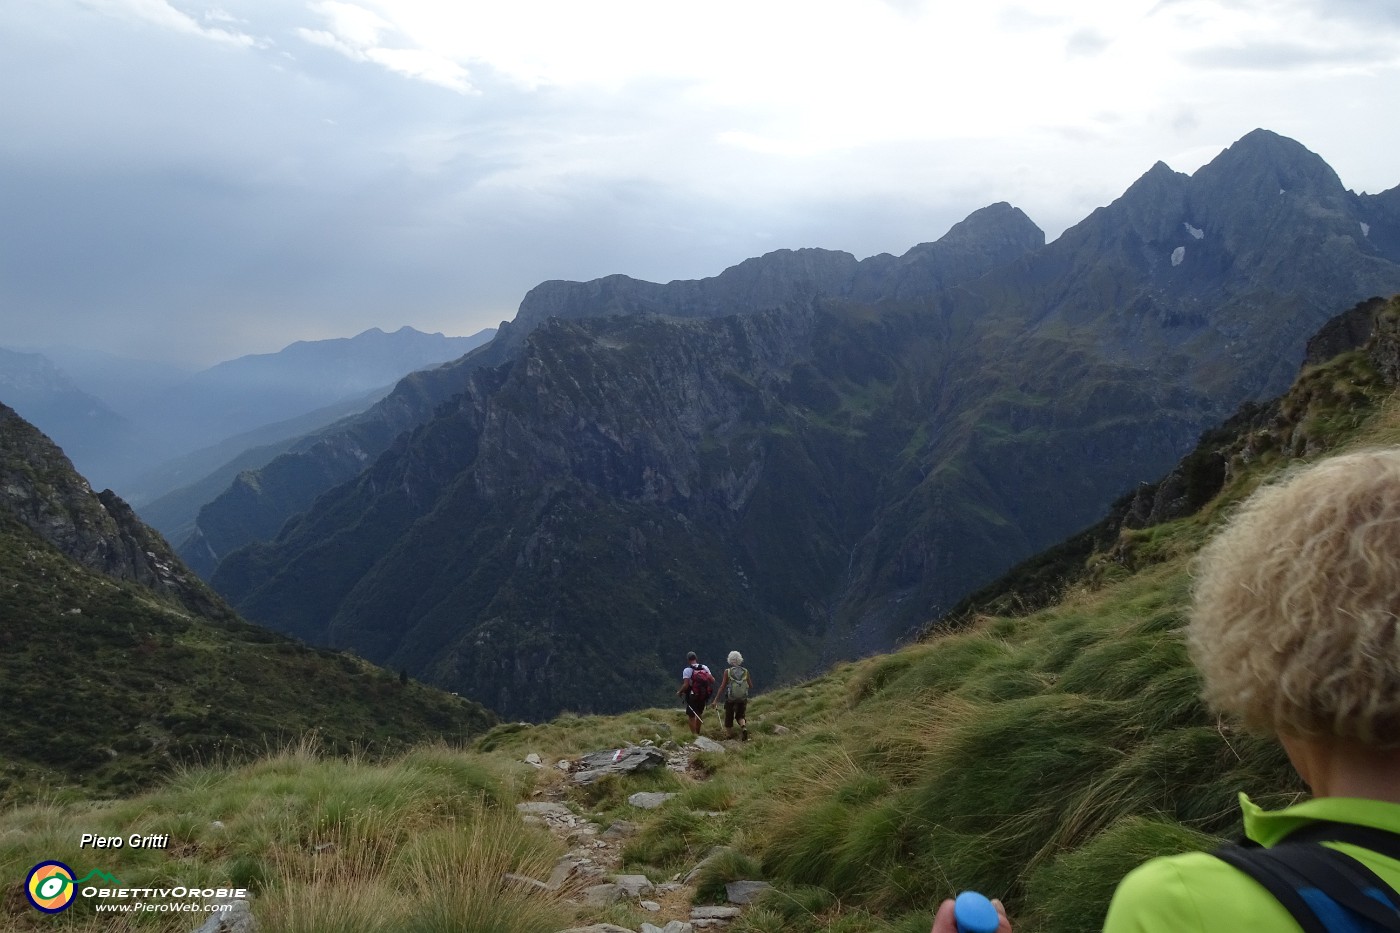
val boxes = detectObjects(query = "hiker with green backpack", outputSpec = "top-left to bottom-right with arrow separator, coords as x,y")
712,650 -> 754,741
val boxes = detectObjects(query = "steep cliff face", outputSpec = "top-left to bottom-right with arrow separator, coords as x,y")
216,308 -> 846,717
184,204 -> 1045,575
941,294 -> 1400,625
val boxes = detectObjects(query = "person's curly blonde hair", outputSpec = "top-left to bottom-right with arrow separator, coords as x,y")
1188,448 -> 1400,747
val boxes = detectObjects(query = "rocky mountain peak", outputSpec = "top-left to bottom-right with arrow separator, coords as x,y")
942,202 -> 1043,245
901,202 -> 1044,273
1194,128 -> 1345,202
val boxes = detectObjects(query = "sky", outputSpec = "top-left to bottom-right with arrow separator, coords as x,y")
1,0 -> 1398,366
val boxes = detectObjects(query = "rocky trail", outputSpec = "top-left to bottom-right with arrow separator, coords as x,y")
511,736 -> 771,933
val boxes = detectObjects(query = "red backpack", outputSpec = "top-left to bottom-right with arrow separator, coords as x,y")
688,665 -> 715,703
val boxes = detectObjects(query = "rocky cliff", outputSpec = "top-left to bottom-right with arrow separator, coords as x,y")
0,402 -> 218,616
181,204 -> 1044,576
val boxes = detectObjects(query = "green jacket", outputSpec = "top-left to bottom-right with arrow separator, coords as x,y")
1103,793 -> 1400,932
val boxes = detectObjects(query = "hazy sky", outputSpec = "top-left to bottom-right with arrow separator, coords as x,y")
2,0 -> 1397,365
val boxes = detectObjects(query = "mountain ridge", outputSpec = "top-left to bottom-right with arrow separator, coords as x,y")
181,205 -> 1043,576
207,130 -> 1400,719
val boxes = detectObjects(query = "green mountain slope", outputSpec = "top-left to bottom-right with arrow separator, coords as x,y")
0,404 -> 495,801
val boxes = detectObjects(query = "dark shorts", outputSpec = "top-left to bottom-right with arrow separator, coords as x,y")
685,695 -> 706,719
724,699 -> 747,728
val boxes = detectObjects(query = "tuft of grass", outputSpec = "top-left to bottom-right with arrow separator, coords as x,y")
692,848 -> 763,904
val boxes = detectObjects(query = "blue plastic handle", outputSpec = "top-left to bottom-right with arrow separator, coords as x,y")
954,891 -> 1000,933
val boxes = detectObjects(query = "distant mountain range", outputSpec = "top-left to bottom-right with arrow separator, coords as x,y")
0,325 -> 495,504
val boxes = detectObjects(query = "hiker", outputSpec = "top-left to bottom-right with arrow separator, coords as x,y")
932,449 -> 1400,933
1103,449 -> 1400,931
677,651 -> 714,736
712,650 -> 754,741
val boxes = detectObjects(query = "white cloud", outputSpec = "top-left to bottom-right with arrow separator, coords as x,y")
81,0 -> 264,47
296,0 -> 473,92
4,0 -> 1399,364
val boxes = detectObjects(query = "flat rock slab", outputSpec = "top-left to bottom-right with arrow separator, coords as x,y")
725,880 -> 772,905
517,802 -> 577,822
573,746 -> 667,784
628,791 -> 678,810
584,883 -> 624,907
602,820 -> 639,838
548,858 -> 581,890
692,737 -> 726,753
691,906 -> 742,920
613,873 -> 654,897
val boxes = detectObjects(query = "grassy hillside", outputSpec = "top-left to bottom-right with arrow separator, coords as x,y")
5,299 -> 1398,931
0,509 -> 496,803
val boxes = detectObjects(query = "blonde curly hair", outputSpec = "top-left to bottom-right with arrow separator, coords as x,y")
1188,448 -> 1400,747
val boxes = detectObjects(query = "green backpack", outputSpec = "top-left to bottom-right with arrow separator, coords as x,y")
727,666 -> 750,701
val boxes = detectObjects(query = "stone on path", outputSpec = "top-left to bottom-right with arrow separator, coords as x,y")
517,802 -> 577,824
692,737 -> 725,753
640,900 -> 661,912
548,858 -> 581,890
628,791 -> 677,810
584,883 -> 624,906
613,874 -> 654,897
691,906 -> 742,920
601,820 -> 638,838
573,746 -> 667,784
725,880 -> 772,905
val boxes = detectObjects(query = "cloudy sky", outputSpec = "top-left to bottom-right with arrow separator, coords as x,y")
2,0 -> 1398,366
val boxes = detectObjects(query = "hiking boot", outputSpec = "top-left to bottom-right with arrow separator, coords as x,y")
741,726 -> 748,741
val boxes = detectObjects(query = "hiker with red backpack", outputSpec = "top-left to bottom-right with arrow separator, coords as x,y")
677,651 -> 714,736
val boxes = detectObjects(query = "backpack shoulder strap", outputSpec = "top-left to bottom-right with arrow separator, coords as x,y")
1215,843 -> 1332,933
1215,833 -> 1400,932
1286,822 -> 1400,862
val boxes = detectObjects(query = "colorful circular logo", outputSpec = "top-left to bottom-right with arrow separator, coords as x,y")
26,861 -> 76,913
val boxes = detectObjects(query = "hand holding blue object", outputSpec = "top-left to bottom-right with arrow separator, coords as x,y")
931,891 -> 1010,933
953,891 -> 1000,933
